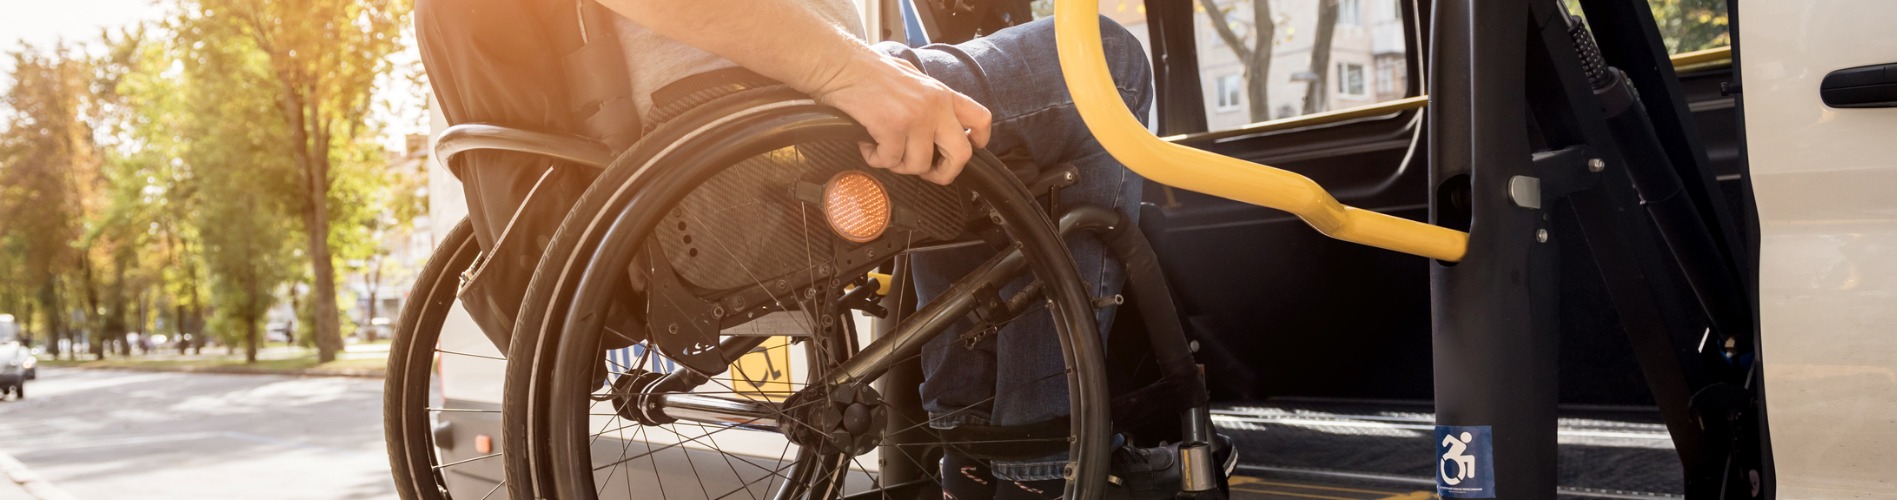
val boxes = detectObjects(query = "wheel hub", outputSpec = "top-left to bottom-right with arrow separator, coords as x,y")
781,383 -> 887,456
610,370 -> 678,426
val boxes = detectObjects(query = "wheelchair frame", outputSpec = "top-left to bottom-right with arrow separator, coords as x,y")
429,93 -> 1224,498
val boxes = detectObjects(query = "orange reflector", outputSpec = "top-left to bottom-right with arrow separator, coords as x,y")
822,170 -> 892,243
475,434 -> 493,454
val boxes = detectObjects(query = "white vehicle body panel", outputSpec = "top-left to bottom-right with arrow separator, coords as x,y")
1740,0 -> 1896,496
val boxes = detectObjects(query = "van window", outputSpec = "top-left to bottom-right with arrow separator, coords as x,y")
1190,0 -> 1416,131
1563,0 -> 1729,54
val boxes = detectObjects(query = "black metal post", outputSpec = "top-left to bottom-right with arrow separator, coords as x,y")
1142,0 -> 1209,136
1427,0 -> 1561,497
873,255 -> 942,499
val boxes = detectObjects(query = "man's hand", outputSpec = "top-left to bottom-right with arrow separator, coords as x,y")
809,54 -> 992,185
594,0 -> 989,183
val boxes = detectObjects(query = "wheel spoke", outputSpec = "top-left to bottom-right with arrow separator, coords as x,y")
542,139 -> 1110,500
435,348 -> 506,361
476,479 -> 506,500
434,452 -> 501,470
711,460 -> 802,500
647,421 -> 791,481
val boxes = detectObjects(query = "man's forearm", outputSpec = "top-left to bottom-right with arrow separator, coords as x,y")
596,0 -> 878,95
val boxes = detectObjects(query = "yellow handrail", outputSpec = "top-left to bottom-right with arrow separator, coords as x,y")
1054,0 -> 1470,262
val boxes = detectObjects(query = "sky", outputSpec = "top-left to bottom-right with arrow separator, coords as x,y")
0,0 -> 166,73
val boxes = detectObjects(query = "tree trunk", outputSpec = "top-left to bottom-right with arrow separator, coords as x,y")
281,87 -> 344,363
1246,0 -> 1275,122
176,302 -> 188,355
244,315 -> 258,363
1303,0 -> 1341,115
191,306 -> 204,355
363,260 -> 379,343
38,274 -> 62,358
286,279 -> 301,346
79,256 -> 106,360
107,255 -> 130,357
308,209 -> 342,361
1198,0 -> 1277,122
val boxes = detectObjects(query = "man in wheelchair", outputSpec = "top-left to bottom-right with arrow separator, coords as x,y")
416,0 -> 1228,497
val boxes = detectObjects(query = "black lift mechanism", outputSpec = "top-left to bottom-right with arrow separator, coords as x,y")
1427,0 -> 1771,498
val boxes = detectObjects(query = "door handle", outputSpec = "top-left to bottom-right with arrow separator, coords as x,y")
1820,63 -> 1896,108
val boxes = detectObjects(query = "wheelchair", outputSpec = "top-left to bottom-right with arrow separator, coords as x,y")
385,79 -> 1230,499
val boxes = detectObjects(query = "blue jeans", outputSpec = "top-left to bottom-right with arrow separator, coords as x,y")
875,16 -> 1154,481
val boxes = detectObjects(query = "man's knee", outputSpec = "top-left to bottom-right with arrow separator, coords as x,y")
1094,15 -> 1154,120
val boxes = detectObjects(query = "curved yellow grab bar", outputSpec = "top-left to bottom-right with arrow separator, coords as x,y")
1054,0 -> 1469,262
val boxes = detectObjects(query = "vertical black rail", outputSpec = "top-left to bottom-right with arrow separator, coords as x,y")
1143,0 -> 1210,136
1577,0 -> 1750,282
1522,2 -> 1720,494
1515,1 -> 1771,495
1427,0 -> 1560,498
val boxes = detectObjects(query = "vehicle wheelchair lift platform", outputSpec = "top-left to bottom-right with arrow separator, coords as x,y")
1216,401 -> 1680,499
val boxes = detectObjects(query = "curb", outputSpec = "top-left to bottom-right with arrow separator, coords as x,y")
42,364 -> 384,379
0,451 -> 75,500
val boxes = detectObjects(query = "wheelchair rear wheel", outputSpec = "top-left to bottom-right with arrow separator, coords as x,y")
505,88 -> 1116,499
385,219 -> 514,499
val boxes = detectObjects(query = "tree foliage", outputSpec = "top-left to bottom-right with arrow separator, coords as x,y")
172,0 -> 411,362
0,43 -> 104,358
0,0 -> 419,363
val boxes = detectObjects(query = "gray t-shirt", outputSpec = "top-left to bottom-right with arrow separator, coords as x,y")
614,2 -> 866,121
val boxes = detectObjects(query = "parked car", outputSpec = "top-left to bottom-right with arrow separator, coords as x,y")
266,321 -> 294,344
0,314 -> 30,399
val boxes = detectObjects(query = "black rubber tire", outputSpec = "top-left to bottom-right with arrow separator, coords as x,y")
501,87 -> 823,500
384,219 -> 481,500
506,88 -> 1113,499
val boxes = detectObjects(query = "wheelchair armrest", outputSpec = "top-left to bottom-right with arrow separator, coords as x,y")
435,123 -> 615,171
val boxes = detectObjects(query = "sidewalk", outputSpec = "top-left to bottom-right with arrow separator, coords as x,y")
38,342 -> 390,378
0,451 -> 71,500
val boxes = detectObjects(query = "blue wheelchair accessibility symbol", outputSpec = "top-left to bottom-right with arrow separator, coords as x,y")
1435,425 -> 1495,498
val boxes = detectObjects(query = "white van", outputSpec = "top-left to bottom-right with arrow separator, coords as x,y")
0,313 -> 33,400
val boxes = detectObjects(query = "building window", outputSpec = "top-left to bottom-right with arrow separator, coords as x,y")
1195,0 -> 1416,132
1338,0 -> 1362,26
1216,74 -> 1244,112
1337,63 -> 1366,96
1375,58 -> 1397,96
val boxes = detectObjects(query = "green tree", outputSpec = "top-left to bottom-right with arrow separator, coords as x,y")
95,26 -> 210,355
0,43 -> 103,359
167,19 -> 302,362
1564,0 -> 1730,54
175,0 -> 411,362
1649,0 -> 1728,53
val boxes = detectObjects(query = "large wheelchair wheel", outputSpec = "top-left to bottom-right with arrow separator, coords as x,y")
504,87 -> 1115,499
385,219 -> 509,499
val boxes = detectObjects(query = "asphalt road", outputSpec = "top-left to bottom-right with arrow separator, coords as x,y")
0,368 -> 395,500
